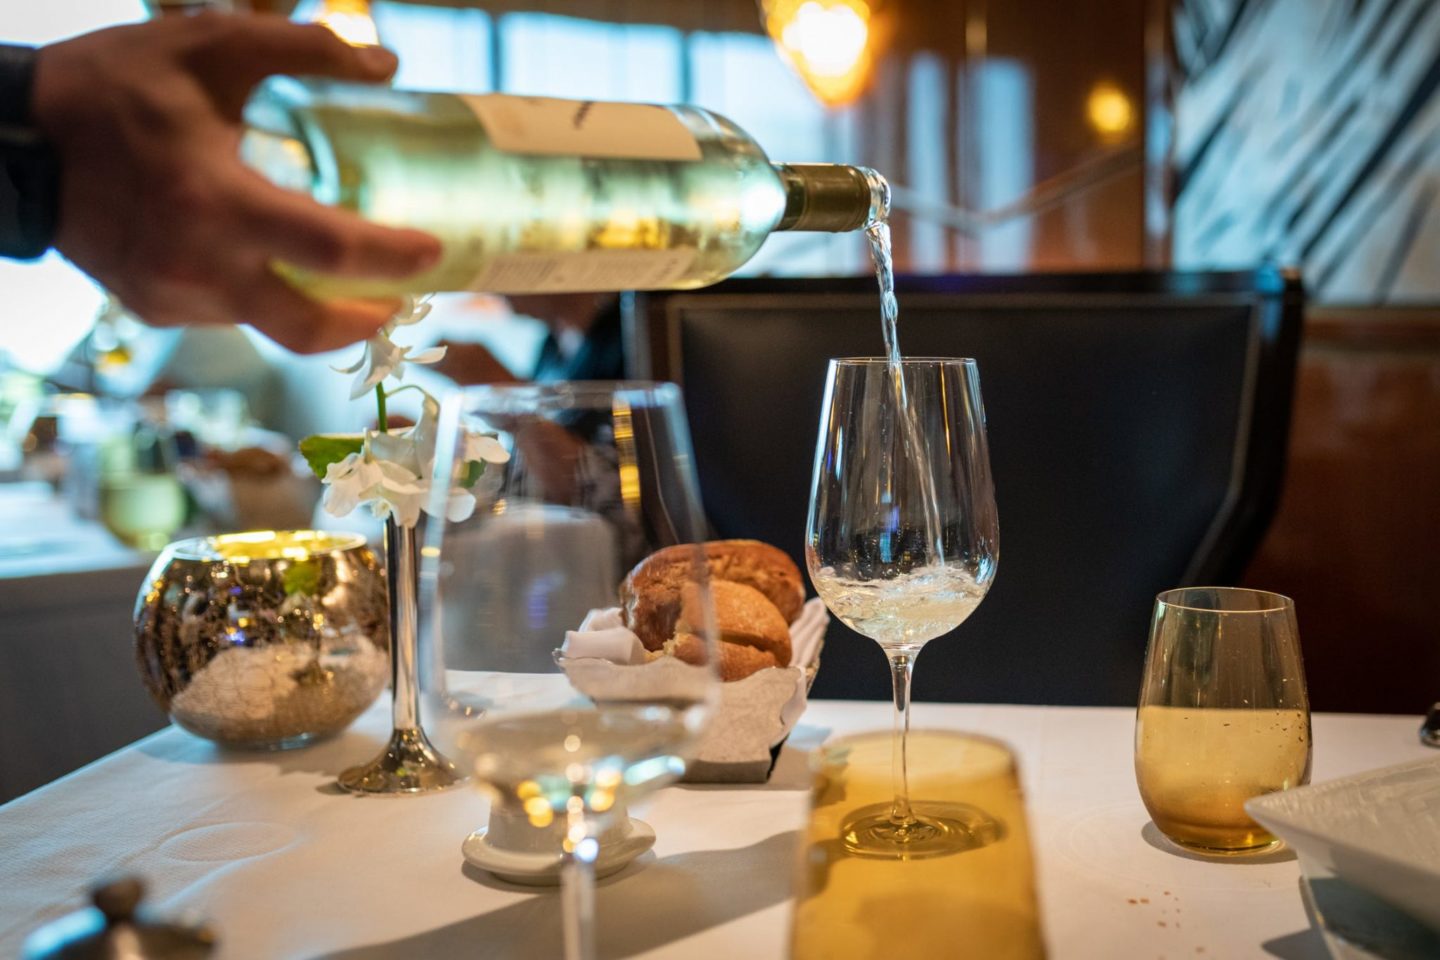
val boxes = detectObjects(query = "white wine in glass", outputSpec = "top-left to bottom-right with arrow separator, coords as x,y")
419,382 -> 719,960
806,358 -> 998,857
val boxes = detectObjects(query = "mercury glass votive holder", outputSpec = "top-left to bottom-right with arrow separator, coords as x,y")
134,530 -> 390,749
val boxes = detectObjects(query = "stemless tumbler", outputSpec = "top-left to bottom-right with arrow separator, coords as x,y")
1135,587 -> 1311,855
791,731 -> 1045,960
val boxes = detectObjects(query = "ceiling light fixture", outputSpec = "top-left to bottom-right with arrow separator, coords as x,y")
760,0 -> 888,108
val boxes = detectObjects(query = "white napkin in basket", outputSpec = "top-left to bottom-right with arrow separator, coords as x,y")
562,599 -> 827,675
562,609 -> 648,665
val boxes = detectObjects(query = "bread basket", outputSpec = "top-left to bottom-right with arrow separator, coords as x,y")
560,599 -> 827,783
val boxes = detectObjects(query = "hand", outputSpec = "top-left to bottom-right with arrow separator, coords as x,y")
32,14 -> 443,354
432,340 -> 523,385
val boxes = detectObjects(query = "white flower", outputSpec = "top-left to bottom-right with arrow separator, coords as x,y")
465,432 -> 510,465
319,440 -> 426,527
385,295 -> 433,331
439,485 -> 479,523
367,458 -> 428,527
333,296 -> 446,400
313,296 -> 514,530
321,452 -> 382,519
369,428 -> 424,479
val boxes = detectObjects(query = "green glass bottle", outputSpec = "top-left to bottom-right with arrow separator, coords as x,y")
243,80 -> 889,297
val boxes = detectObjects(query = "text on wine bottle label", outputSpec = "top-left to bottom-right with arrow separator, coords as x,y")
461,95 -> 703,161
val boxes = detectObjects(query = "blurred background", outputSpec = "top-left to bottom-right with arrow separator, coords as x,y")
0,0 -> 1435,798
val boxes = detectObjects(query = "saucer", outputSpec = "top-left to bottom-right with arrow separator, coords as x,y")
461,817 -> 656,886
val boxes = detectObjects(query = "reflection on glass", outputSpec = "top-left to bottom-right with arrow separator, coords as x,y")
419,381 -> 719,960
791,730 -> 1045,959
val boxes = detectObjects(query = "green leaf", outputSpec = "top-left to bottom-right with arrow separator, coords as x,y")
299,434 -> 365,479
459,460 -> 485,489
282,560 -> 322,597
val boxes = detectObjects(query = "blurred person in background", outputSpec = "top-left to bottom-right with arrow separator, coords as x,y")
433,294 -> 626,387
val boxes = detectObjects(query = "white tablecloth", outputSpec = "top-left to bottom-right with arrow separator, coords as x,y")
0,699 -> 1429,959
0,482 -> 162,801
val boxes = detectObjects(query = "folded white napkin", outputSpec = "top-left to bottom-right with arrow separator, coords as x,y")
561,598 -> 828,674
562,608 -> 648,665
560,598 -> 831,762
787,598 -> 828,673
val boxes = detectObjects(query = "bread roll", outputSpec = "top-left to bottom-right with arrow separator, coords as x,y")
700,540 -> 806,624
620,539 -> 805,651
677,580 -> 791,666
659,580 -> 791,681
667,633 -> 779,682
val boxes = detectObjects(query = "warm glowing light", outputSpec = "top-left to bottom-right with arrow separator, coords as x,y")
763,0 -> 882,107
523,796 -> 554,828
311,0 -> 379,47
1087,81 -> 1134,139
202,530 -> 363,562
783,2 -> 867,76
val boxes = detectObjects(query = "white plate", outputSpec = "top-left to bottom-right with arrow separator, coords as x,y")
1300,872 -> 1440,960
1246,756 -> 1440,935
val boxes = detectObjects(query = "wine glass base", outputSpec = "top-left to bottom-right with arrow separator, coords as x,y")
841,800 -> 1005,860
337,727 -> 466,795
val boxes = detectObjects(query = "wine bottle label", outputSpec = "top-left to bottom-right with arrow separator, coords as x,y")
469,249 -> 697,293
460,95 -> 702,161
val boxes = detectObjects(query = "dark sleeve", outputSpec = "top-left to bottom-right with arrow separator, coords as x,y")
0,44 -> 58,260
0,44 -> 37,125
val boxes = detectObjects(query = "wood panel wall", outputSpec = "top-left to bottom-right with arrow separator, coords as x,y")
1241,308 -> 1440,715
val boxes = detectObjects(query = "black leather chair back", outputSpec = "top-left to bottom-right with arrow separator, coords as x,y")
629,270 -> 1303,705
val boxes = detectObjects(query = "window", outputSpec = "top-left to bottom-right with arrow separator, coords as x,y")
689,31 -> 864,276
1,4 -> 866,377
500,14 -> 682,103
0,0 -> 144,374
374,1 -> 493,93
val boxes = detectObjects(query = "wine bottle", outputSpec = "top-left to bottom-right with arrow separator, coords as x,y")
242,80 -> 889,297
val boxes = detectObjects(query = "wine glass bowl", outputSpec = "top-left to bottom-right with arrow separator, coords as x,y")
419,381 -> 718,959
805,357 -> 998,857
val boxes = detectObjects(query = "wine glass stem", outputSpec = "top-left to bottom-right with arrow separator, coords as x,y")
889,652 -> 916,826
560,811 -> 599,960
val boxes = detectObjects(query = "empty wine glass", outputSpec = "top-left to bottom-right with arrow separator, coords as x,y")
419,382 -> 719,960
806,358 -> 998,857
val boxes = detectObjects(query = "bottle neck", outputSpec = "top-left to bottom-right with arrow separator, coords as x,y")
773,163 -> 890,232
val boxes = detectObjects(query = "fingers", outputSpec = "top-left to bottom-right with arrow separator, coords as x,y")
230,175 -> 442,279
231,271 -> 400,354
187,16 -> 398,119
109,263 -> 400,355
203,17 -> 397,86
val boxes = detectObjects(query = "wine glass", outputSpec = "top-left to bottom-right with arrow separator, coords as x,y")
419,382 -> 719,960
805,358 -> 998,857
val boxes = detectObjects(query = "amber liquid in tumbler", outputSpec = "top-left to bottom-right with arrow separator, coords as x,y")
792,744 -> 1045,959
1135,706 -> 1311,852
